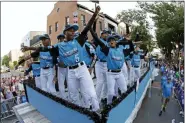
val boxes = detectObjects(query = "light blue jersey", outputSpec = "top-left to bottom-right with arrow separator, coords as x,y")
162,82 -> 173,98
53,39 -> 83,66
83,42 -> 96,66
96,38 -> 108,61
161,75 -> 167,88
106,46 -> 125,70
40,52 -> 53,68
131,53 -> 141,67
31,63 -> 41,76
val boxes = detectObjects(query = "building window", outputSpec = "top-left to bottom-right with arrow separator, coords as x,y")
57,8 -> 60,12
55,22 -> 58,32
99,21 -> 102,31
81,14 -> 86,26
49,25 -> 52,34
65,16 -> 70,26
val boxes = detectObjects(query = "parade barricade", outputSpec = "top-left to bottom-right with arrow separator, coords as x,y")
1,97 -> 17,119
1,95 -> 27,120
22,63 -> 154,123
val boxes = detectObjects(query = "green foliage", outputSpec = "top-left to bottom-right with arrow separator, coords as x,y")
116,8 -> 155,52
13,61 -> 18,66
137,2 -> 184,59
2,55 -> 10,67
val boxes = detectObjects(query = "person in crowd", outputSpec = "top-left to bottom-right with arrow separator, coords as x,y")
159,77 -> 174,116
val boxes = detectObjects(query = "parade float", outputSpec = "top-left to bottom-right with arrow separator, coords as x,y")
13,62 -> 154,123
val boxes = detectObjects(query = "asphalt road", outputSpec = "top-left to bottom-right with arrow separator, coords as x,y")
134,74 -> 184,123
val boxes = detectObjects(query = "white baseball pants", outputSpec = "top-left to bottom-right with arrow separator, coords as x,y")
133,67 -> 141,81
95,61 -> 108,101
107,71 -> 127,104
40,68 -> 56,93
126,60 -> 134,86
35,76 -> 41,89
58,67 -> 68,100
67,62 -> 99,111
121,62 -> 129,86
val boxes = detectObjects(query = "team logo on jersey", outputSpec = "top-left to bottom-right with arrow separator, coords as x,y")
34,67 -> 40,70
63,48 -> 78,57
40,56 -> 52,60
112,56 -> 122,61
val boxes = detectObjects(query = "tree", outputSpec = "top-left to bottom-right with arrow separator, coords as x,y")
116,7 -> 155,52
116,9 -> 147,26
137,2 -> 184,60
13,61 -> 18,66
2,55 -> 10,67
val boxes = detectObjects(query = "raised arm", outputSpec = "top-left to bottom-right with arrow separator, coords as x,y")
15,51 -> 40,70
78,6 -> 101,46
90,28 -> 109,56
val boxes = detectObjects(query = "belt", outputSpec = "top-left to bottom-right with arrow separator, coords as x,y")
33,75 -> 40,77
108,69 -> 121,73
42,66 -> 52,69
98,59 -> 106,62
126,59 -> 130,61
69,62 -> 84,69
133,66 -> 139,68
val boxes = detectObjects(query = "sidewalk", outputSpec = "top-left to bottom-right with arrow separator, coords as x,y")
133,75 -> 184,123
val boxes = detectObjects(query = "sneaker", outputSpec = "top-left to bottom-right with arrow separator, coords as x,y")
159,111 -> 162,116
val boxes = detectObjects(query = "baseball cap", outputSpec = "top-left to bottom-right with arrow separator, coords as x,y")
39,34 -> 50,40
63,24 -> 79,34
100,29 -> 111,35
112,34 -> 122,40
57,33 -> 65,40
107,35 -> 116,42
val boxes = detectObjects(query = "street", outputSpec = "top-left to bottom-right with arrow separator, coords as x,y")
134,74 -> 184,123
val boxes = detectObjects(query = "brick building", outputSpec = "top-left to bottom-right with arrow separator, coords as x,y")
47,2 -> 121,45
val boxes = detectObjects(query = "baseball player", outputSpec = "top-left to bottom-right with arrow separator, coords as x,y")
24,57 -> 41,89
22,6 -> 101,112
93,29 -> 110,103
57,33 -> 65,42
18,34 -> 58,93
56,33 -> 68,99
74,32 -> 97,74
116,35 -> 135,87
131,46 -> 148,88
90,28 -> 127,105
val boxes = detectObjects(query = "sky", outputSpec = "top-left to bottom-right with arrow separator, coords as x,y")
1,1 -> 155,56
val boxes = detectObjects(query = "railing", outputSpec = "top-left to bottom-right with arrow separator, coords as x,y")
1,95 -> 27,120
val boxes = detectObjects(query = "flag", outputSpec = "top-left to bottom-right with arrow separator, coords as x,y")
90,0 -> 99,4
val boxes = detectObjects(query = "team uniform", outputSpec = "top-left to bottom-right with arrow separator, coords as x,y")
95,37 -> 109,102
130,51 -> 147,88
90,31 -> 127,105
82,41 -> 97,72
25,62 -> 41,89
116,38 -> 134,86
57,57 -> 68,100
36,23 -> 100,111
31,50 -> 57,93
